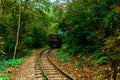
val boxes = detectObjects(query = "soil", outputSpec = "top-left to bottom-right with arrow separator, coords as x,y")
1,49 -> 118,80
8,50 -> 41,80
50,50 -> 113,80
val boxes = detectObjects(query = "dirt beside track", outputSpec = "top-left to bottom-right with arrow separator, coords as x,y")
49,50 -> 113,80
9,50 -> 41,80
7,49 -> 113,80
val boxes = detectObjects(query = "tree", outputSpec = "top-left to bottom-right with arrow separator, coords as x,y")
0,0 -> 1,14
13,1 -> 21,59
57,0 -> 120,79
0,0 -> 54,59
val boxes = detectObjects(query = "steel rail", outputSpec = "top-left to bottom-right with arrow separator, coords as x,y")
38,49 -> 51,80
39,49 -> 77,80
47,50 -> 77,80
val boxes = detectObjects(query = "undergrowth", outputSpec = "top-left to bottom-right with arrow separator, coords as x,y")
0,73 -> 9,80
56,51 -> 71,62
0,58 -> 25,70
0,57 -> 25,79
90,50 -> 108,64
92,56 -> 108,64
20,49 -> 31,57
43,45 -> 50,49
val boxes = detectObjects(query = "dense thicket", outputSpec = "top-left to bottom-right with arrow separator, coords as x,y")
0,0 -> 120,79
0,0 -> 52,59
57,0 -> 120,80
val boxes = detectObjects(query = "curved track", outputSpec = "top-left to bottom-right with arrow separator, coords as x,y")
35,49 -> 76,80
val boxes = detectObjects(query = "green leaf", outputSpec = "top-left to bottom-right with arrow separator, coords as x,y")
0,73 -> 9,80
92,56 -> 108,64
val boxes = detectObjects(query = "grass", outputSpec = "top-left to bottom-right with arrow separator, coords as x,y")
56,51 -> 71,62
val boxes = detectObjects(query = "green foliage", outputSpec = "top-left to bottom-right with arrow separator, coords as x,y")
103,11 -> 117,25
7,58 -> 24,67
77,52 -> 87,57
22,36 -> 33,49
43,45 -> 50,48
0,0 -> 120,79
56,51 -> 71,62
4,40 -> 15,58
100,37 -> 120,62
20,49 -> 31,57
58,0 -> 106,56
56,1 -> 120,79
0,65 -> 6,70
90,50 -> 100,58
60,44 -> 68,51
92,56 -> 108,64
31,25 -> 46,48
4,40 -> 15,52
100,37 -> 120,79
0,0 -> 52,59
61,57 -> 71,62
0,73 -> 9,80
0,58 -> 24,70
67,49 -> 74,54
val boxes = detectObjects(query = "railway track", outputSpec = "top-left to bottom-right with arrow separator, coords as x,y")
35,49 -> 76,80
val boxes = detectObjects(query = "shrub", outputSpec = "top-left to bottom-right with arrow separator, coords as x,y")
20,49 -> 31,57
92,56 -> 108,64
22,36 -> 33,49
7,58 -> 24,67
31,26 -> 46,48
61,44 -> 68,51
100,37 -> 120,80
90,50 -> 100,58
4,40 -> 15,58
0,73 -> 9,80
0,58 -> 25,70
56,51 -> 71,62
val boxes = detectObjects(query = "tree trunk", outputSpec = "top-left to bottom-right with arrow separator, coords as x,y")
0,0 -> 1,14
13,1 -> 21,59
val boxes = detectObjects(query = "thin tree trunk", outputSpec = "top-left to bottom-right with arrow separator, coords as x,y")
13,1 -> 21,59
0,0 -> 1,14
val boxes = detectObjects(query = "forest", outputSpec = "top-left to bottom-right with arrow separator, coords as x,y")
0,0 -> 120,80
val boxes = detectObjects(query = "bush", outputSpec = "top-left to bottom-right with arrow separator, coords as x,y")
22,36 -> 33,49
0,59 -> 7,70
31,26 -> 46,48
0,58 -> 25,70
90,50 -> 100,58
0,73 -> 9,80
20,49 -> 31,57
7,58 -> 24,67
92,56 -> 108,64
56,51 -> 71,62
4,40 -> 15,58
61,44 -> 68,51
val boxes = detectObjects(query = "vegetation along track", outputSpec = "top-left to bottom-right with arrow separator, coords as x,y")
35,49 -> 76,80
